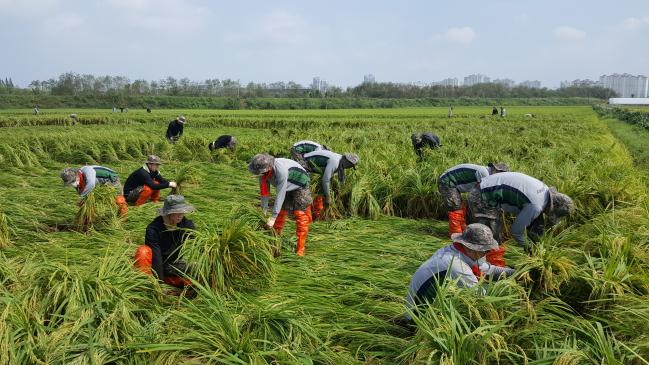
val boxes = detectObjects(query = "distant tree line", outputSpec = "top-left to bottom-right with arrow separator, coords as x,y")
349,82 -> 617,99
17,72 -> 617,100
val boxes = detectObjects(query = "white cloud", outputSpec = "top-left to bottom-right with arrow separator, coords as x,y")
553,26 -> 586,41
444,27 -> 477,44
258,11 -> 308,44
108,0 -> 209,32
622,16 -> 649,30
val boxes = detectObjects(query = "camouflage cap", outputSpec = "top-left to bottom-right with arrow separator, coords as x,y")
547,189 -> 574,225
145,155 -> 162,165
177,116 -> 187,124
248,153 -> 274,175
451,223 -> 499,252
343,153 -> 360,169
157,194 -> 195,216
60,167 -> 80,186
488,162 -> 509,173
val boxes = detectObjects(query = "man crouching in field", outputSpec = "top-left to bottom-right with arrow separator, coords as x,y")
134,195 -> 195,288
405,224 -> 515,320
123,155 -> 177,206
60,165 -> 128,217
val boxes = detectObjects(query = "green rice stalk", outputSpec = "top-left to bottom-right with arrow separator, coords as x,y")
0,213 -> 11,248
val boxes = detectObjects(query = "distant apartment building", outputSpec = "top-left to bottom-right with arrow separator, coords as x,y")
560,79 -> 600,88
463,74 -> 490,86
599,73 -> 649,98
433,78 -> 459,87
311,77 -> 329,93
493,78 -> 516,88
519,80 -> 542,88
363,74 -> 376,84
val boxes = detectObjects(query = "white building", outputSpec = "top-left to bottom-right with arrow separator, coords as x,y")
363,74 -> 376,84
609,98 -> 649,105
311,77 -> 329,93
433,78 -> 459,87
560,79 -> 600,88
599,74 -> 648,98
463,74 -> 490,86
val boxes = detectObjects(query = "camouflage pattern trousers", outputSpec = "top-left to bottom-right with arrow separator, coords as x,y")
437,181 -> 463,211
466,186 -> 504,243
282,187 -> 313,212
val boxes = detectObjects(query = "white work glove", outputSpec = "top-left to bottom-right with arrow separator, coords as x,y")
266,217 -> 276,229
169,181 -> 177,188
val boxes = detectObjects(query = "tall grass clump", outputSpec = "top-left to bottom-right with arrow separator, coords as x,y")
181,218 -> 276,293
73,186 -> 120,231
170,164 -> 201,195
0,213 -> 11,248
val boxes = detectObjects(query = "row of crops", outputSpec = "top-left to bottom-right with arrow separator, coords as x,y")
593,104 -> 649,130
1,106 -> 648,364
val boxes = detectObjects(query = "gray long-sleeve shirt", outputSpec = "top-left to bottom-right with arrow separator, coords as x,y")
78,165 -> 120,197
406,244 -> 514,318
439,163 -> 489,192
260,158 -> 310,218
478,172 -> 550,246
303,150 -> 343,204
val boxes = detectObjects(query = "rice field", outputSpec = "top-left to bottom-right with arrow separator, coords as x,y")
1,106 -> 648,364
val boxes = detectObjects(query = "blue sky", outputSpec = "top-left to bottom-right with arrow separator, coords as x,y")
1,0 -> 648,88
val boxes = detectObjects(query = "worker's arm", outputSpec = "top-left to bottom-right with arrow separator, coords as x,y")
165,122 -> 174,139
272,175 -> 288,218
322,161 -> 337,205
259,176 -> 271,213
145,226 -> 165,281
479,261 -> 515,279
79,166 -> 96,197
511,205 -> 542,248
142,170 -> 170,190
446,258 -> 480,288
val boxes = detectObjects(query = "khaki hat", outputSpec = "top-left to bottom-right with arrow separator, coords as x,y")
157,195 -> 195,216
451,223 -> 499,252
145,155 -> 162,165
60,167 -> 79,185
177,116 -> 187,124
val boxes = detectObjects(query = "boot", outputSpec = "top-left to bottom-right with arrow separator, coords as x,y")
486,244 -> 507,267
294,210 -> 310,256
313,195 -> 324,220
448,209 -> 465,237
115,194 -> 128,222
273,210 -> 289,236
134,245 -> 153,275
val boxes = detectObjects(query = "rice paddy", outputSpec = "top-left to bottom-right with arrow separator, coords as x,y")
1,106 -> 648,364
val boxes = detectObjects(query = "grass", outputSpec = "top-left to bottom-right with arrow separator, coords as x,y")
0,106 -> 648,363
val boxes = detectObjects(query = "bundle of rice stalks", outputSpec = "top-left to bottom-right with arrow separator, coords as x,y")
73,186 -> 120,232
513,241 -> 577,294
402,279 -> 525,364
181,219 -> 276,293
0,213 -> 11,248
170,164 -> 201,195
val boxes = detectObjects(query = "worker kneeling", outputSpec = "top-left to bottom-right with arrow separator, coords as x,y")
405,223 -> 514,319
248,153 -> 313,256
134,195 -> 195,287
